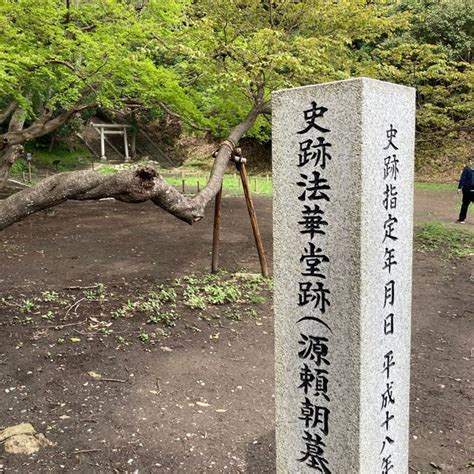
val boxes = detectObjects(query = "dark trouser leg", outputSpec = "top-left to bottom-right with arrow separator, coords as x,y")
459,190 -> 473,221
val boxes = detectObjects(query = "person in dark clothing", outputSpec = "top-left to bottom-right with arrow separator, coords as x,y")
456,162 -> 474,223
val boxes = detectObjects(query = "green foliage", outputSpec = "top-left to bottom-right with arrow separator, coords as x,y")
414,182 -> 456,191
354,0 -> 473,173
147,310 -> 177,327
0,0 -> 205,132
19,298 -> 38,313
163,173 -> 273,196
415,221 -> 474,258
41,291 -> 59,302
41,310 -> 55,321
182,273 -> 242,308
26,146 -> 92,172
176,0 -> 410,139
180,271 -> 271,310
397,0 -> 473,62
83,284 -> 106,301
139,286 -> 177,326
10,159 -> 29,177
1,0 -> 470,175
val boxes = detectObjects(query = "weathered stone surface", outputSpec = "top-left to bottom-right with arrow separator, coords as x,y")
0,423 -> 36,442
273,78 -> 415,473
0,423 -> 53,454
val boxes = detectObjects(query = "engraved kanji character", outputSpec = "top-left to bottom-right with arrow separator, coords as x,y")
384,280 -> 395,308
384,155 -> 400,181
383,215 -> 398,242
383,184 -> 398,211
380,436 -> 395,455
381,382 -> 395,410
381,410 -> 395,431
300,242 -> 329,278
383,248 -> 397,274
299,363 -> 315,395
298,281 -> 331,313
382,350 -> 395,379
297,171 -> 331,202
298,204 -> 328,238
298,334 -> 330,366
381,454 -> 395,473
384,313 -> 394,335
297,101 -> 330,135
298,431 -> 331,473
383,125 -> 399,150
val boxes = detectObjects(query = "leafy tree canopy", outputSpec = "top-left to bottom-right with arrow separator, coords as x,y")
172,0 -> 411,139
0,0 -> 204,124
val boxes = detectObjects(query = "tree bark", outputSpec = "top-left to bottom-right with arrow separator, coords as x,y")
0,108 -> 27,188
0,101 -> 17,125
0,145 -> 24,189
0,103 -> 96,189
0,106 -> 261,231
1,103 -> 94,150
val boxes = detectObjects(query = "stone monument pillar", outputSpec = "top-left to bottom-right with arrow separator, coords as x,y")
272,78 -> 415,473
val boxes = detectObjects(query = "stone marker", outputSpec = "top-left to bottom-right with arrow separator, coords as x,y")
273,78 -> 415,473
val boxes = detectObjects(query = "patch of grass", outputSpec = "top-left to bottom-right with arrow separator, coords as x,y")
111,306 -> 131,320
163,173 -> 273,196
415,181 -> 456,191
41,290 -> 59,302
415,221 -> 474,258
26,145 -> 93,172
248,294 -> 266,304
41,310 -> 55,321
19,298 -> 38,313
180,271 -> 271,310
151,285 -> 177,304
83,284 -> 107,301
147,310 -> 177,327
2,272 -> 271,348
10,159 -> 29,177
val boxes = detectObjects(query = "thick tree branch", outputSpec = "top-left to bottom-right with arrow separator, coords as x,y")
0,108 -> 27,188
0,145 -> 24,189
0,101 -> 17,125
0,105 -> 261,231
1,103 -> 95,150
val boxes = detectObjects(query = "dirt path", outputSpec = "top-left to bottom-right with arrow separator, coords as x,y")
0,190 -> 472,473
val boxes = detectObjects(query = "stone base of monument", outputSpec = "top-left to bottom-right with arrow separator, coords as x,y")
273,78 -> 415,472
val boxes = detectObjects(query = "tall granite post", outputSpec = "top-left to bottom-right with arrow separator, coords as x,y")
273,78 -> 415,473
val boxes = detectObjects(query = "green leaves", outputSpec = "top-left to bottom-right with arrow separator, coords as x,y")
0,0 -> 203,127
0,0 -> 470,162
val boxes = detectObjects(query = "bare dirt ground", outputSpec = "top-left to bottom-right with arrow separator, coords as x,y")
0,191 -> 473,473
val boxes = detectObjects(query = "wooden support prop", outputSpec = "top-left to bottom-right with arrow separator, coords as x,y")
197,180 -> 200,193
238,162 -> 269,277
211,186 -> 223,274
181,179 -> 185,193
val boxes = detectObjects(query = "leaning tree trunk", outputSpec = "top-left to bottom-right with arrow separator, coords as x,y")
0,145 -> 24,188
0,107 -> 27,188
0,104 -> 264,231
0,102 -> 94,191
